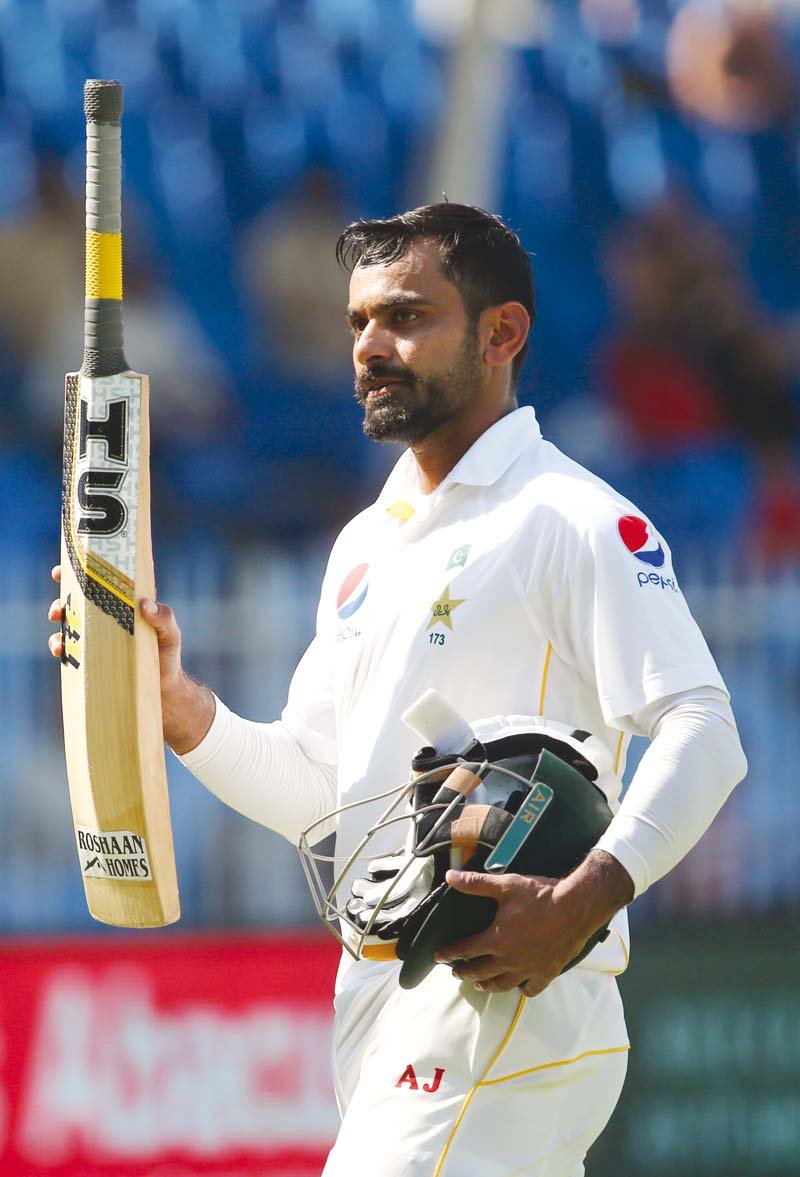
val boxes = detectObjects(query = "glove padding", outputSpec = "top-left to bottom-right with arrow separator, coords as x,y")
346,851 -> 436,939
345,766 -> 463,948
345,799 -> 516,956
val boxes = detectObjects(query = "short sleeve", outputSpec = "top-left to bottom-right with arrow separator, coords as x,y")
548,505 -> 728,727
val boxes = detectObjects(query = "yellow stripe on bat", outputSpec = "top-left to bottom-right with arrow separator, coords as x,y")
85,231 -> 123,300
84,562 -> 135,610
71,515 -> 135,610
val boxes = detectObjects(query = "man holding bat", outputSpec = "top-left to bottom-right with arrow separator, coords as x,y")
50,202 -> 746,1175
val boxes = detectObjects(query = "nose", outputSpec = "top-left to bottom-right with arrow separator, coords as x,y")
354,318 -> 393,368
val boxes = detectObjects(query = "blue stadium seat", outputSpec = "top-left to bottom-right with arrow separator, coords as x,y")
0,104 -> 36,221
0,451 -> 58,550
323,87 -> 393,214
503,88 -> 574,234
274,18 -> 341,111
0,4 -> 84,150
308,0 -> 380,50
176,3 -> 250,110
699,131 -> 758,224
379,44 -> 443,129
148,95 -> 229,237
243,94 -> 309,195
603,101 -> 668,211
92,25 -> 169,117
135,0 -> 200,38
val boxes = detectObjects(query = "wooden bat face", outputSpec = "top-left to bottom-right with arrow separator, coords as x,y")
59,79 -> 179,928
60,368 -> 179,927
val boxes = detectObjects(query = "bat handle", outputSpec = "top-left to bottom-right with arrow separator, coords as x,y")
83,79 -> 127,378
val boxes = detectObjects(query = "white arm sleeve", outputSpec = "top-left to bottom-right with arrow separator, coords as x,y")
177,537 -> 344,846
178,697 -> 337,846
594,686 -> 747,898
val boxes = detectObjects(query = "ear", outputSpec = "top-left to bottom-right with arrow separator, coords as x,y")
480,302 -> 530,371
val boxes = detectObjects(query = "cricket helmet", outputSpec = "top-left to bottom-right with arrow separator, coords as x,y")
298,692 -> 617,989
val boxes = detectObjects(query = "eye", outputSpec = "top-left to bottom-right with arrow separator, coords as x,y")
348,317 -> 366,337
394,308 -> 420,325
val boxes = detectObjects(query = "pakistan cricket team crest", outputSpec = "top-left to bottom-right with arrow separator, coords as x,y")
427,585 -> 466,631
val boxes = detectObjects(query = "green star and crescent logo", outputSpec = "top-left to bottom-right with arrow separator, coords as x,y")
446,544 -> 471,571
427,584 -> 466,631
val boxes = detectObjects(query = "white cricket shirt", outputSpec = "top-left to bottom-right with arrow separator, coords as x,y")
284,406 -> 726,760
276,406 -> 726,960
185,405 -> 730,974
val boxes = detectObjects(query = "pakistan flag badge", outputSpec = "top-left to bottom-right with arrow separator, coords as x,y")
446,544 -> 471,571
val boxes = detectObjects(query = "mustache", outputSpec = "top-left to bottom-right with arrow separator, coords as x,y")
354,365 -> 419,399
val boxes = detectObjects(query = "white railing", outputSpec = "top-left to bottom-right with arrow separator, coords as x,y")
2,546 -> 798,931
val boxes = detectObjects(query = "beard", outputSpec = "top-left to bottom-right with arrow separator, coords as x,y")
354,335 -> 483,444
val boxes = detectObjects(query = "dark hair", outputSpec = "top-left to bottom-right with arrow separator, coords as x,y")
336,202 -> 535,384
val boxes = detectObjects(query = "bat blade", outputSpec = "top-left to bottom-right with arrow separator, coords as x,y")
60,366 -> 178,928
59,79 -> 179,927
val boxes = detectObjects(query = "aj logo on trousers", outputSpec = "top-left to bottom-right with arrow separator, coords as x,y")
395,1065 -> 446,1093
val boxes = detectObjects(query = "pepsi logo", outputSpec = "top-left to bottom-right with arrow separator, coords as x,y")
618,515 -> 665,568
337,563 -> 369,619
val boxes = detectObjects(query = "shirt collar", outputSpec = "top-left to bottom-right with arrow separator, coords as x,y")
379,405 -> 541,506
442,405 -> 541,489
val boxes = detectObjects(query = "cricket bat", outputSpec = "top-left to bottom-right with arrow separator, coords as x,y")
59,79 -> 179,927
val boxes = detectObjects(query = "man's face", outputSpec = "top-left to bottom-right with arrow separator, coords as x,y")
347,241 -> 485,443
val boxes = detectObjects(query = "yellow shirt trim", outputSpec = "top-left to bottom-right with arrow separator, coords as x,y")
433,995 -> 526,1176
479,1043 -> 630,1088
611,936 -> 631,975
538,642 -> 553,714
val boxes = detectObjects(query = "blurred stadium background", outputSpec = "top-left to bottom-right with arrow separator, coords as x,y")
1,0 -> 799,1173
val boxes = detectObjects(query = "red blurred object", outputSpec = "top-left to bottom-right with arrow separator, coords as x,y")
0,933 -> 341,1177
752,467 -> 800,562
602,339 -> 725,451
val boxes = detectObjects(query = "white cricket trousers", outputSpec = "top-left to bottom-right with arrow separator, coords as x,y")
322,959 -> 629,1177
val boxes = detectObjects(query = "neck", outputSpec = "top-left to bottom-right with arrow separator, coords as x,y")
411,395 -> 518,494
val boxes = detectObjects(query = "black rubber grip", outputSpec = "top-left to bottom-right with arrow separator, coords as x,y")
83,298 -> 124,365
82,347 -> 127,379
81,79 -> 127,375
84,79 -> 123,125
